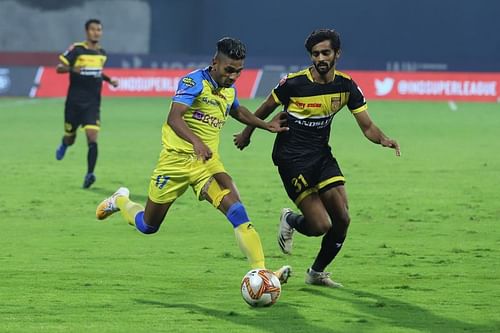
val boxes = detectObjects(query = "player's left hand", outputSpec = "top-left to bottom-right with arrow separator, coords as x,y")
110,79 -> 119,88
233,129 -> 252,150
266,112 -> 288,133
381,138 -> 401,156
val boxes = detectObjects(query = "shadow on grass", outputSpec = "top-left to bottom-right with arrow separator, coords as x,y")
85,186 -> 149,204
134,299 -> 338,333
300,287 -> 499,332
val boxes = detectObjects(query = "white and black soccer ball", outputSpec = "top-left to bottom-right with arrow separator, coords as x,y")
240,269 -> 281,307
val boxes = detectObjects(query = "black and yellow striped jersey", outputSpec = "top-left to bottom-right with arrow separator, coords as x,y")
271,67 -> 367,164
59,42 -> 107,104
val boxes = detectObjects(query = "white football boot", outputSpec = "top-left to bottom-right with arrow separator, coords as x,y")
278,208 -> 295,254
305,268 -> 343,288
96,187 -> 130,220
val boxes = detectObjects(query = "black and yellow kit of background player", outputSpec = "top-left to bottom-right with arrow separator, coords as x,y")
59,42 -> 107,134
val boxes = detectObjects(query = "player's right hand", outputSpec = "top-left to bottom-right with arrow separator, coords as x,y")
381,138 -> 401,156
193,140 -> 213,162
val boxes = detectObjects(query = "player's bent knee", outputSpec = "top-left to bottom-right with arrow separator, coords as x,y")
319,223 -> 332,235
311,225 -> 330,236
343,214 -> 351,227
336,211 -> 351,228
134,211 -> 159,234
226,202 -> 250,228
309,221 -> 331,236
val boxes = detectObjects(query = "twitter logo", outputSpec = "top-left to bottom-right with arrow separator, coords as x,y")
375,78 -> 395,96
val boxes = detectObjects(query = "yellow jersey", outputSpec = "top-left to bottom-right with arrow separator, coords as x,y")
162,67 -> 239,154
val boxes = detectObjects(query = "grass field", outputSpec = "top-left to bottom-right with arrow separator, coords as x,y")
0,97 -> 499,333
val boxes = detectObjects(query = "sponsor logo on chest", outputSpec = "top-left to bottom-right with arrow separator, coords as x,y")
192,110 -> 225,129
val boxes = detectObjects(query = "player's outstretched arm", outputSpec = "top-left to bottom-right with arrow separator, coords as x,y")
102,73 -> 119,87
354,110 -> 401,156
230,103 -> 287,133
233,95 -> 281,150
167,102 -> 213,161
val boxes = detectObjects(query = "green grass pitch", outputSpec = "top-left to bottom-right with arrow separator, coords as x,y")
0,97 -> 499,332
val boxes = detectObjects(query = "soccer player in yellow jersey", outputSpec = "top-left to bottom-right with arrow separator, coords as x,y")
55,19 -> 118,188
96,37 -> 291,282
235,29 -> 400,287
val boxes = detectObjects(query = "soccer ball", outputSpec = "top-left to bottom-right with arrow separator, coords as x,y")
240,269 -> 281,307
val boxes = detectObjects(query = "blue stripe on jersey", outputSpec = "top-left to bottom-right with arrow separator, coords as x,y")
172,69 -> 204,106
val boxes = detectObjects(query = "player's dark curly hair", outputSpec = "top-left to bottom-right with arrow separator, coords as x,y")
85,18 -> 101,30
305,29 -> 341,54
217,37 -> 246,60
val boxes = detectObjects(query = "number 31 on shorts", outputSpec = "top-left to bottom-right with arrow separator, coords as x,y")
291,174 -> 308,193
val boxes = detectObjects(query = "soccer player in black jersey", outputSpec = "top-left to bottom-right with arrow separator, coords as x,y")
234,29 -> 400,287
55,19 -> 118,188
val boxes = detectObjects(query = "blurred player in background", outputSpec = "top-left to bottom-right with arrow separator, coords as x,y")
234,29 -> 400,287
55,18 -> 118,188
96,37 -> 291,282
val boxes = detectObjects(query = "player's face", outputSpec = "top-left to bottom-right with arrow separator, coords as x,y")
212,55 -> 244,88
86,23 -> 102,44
310,40 -> 338,75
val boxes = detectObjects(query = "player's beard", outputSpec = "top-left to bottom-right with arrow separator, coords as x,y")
314,60 -> 335,75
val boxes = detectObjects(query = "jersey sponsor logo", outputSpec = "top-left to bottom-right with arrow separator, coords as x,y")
80,68 -> 103,77
292,115 -> 333,129
182,77 -> 196,87
201,96 -> 221,108
192,110 -> 225,129
293,101 -> 323,109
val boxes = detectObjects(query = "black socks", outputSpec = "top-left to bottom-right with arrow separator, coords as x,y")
87,142 -> 98,174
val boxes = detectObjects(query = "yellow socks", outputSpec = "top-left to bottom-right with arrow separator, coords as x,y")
234,222 -> 265,269
116,196 -> 144,226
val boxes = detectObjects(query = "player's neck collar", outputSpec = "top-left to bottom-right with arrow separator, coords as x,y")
204,66 -> 220,90
308,66 -> 336,84
84,40 -> 100,50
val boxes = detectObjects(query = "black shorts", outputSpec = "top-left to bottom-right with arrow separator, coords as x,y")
64,101 -> 100,134
276,153 -> 345,205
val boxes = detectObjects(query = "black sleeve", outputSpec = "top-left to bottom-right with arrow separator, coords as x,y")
347,79 -> 367,112
272,76 -> 291,106
59,44 -> 80,67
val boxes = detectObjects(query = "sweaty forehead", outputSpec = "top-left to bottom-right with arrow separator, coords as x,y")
311,40 -> 333,52
217,54 -> 244,68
